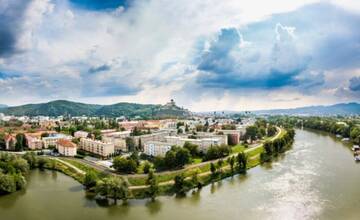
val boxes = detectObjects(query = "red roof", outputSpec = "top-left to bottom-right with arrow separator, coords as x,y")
57,139 -> 76,148
4,134 -> 16,142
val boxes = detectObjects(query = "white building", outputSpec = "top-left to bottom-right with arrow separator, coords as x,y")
26,135 -> 43,150
74,131 -> 89,139
56,139 -> 77,156
42,133 -> 72,148
144,141 -> 172,156
102,136 -> 127,152
79,138 -> 115,157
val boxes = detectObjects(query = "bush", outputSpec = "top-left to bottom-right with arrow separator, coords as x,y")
112,157 -> 138,174
203,145 -> 231,161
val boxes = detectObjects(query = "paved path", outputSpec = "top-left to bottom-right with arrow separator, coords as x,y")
52,157 -> 86,175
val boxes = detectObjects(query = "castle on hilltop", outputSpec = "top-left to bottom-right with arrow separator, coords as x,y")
165,99 -> 176,107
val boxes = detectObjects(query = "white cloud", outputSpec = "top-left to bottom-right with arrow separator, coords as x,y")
0,0 -> 359,110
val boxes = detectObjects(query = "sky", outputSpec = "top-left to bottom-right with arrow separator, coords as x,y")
0,0 -> 359,111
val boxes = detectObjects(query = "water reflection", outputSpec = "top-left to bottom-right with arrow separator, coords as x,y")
145,200 -> 162,215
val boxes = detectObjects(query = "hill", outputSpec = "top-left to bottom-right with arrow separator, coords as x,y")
254,103 -> 360,116
0,104 -> 7,109
0,100 -> 190,118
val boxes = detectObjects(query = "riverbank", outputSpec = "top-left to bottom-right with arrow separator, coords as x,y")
49,127 -> 294,199
2,129 -> 360,220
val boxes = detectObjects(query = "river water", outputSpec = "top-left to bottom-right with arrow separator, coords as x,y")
1,129 -> 360,220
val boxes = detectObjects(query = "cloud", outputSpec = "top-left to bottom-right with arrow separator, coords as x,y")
0,0 -> 31,57
0,0 -> 359,111
195,25 -> 309,90
193,2 -> 359,96
349,76 -> 360,91
88,64 -> 111,73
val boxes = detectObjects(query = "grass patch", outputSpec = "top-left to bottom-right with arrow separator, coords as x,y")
231,144 -> 245,153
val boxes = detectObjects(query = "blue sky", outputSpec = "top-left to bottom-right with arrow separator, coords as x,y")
0,0 -> 359,111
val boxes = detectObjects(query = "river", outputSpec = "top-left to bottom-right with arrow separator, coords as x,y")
1,129 -> 360,220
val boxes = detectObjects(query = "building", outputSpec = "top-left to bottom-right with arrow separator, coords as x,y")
79,138 -> 115,157
56,139 -> 77,156
131,130 -> 172,148
42,133 -> 72,148
39,120 -> 57,129
25,135 -> 43,150
102,131 -> 131,139
74,131 -> 89,139
118,121 -> 145,131
144,141 -> 172,157
4,134 -> 16,150
102,131 -> 130,152
164,135 -> 227,152
102,136 -> 127,152
218,130 -> 241,145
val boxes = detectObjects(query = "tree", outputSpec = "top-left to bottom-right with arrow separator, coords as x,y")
143,162 -> 152,174
0,133 -> 5,149
112,157 -> 138,174
237,152 -> 247,174
217,159 -> 224,173
210,162 -> 217,178
350,127 -> 360,144
96,176 -> 129,204
190,169 -> 202,189
84,171 -> 98,189
22,152 -> 38,169
203,145 -> 231,161
245,126 -> 258,143
41,132 -> 49,138
146,170 -> 159,201
183,142 -> 199,157
185,124 -> 189,132
0,173 -> 16,194
164,150 -> 177,168
15,133 -> 27,151
173,174 -> 187,195
221,124 -> 236,130
227,156 -> 235,174
11,158 -> 29,174
267,126 -> 277,137
175,148 -> 191,168
37,157 -> 48,170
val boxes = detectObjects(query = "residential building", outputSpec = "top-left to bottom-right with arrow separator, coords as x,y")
131,130 -> 172,148
4,134 -> 16,150
118,121 -> 145,131
218,130 -> 241,145
42,133 -> 72,148
79,138 -> 115,157
164,134 -> 227,152
74,131 -> 89,139
56,139 -> 77,156
25,135 -> 43,150
144,141 -> 172,156
102,136 -> 127,152
102,131 -> 130,152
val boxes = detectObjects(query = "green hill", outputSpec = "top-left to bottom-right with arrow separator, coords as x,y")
0,100 -> 190,118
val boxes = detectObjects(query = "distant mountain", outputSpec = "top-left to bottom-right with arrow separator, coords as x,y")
0,104 -> 7,109
254,103 -> 360,116
0,100 -> 190,118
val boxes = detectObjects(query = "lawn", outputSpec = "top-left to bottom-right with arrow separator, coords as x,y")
231,144 -> 246,153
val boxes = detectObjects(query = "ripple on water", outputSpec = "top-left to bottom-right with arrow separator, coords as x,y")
255,142 -> 325,220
